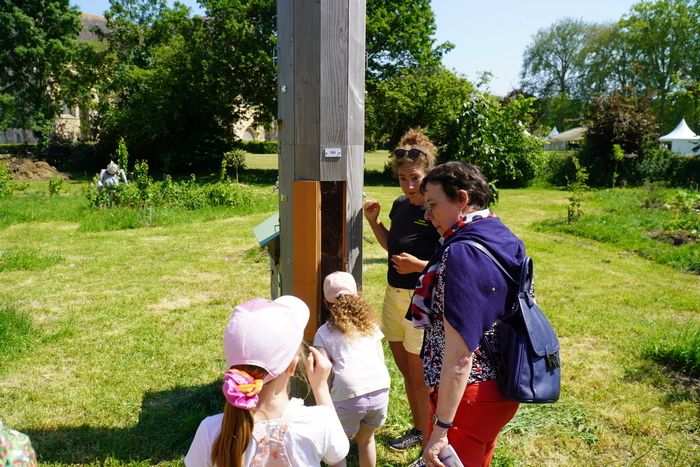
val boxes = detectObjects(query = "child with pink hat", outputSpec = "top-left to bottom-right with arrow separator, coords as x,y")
185,295 -> 349,466
313,272 -> 391,467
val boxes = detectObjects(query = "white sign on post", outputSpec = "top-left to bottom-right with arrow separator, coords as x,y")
323,147 -> 342,159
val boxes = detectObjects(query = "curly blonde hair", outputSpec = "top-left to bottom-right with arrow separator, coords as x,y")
328,294 -> 377,336
390,127 -> 438,176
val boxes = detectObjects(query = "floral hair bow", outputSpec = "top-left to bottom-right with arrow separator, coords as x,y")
222,368 -> 264,409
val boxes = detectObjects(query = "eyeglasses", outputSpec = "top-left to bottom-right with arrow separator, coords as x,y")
424,200 -> 439,215
393,148 -> 427,159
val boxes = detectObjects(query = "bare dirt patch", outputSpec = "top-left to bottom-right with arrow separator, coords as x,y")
648,229 -> 699,246
1,156 -> 70,181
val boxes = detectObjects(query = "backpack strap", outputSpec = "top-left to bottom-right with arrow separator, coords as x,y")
462,240 -> 517,285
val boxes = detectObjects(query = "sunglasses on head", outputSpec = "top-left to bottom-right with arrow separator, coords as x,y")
393,148 -> 426,159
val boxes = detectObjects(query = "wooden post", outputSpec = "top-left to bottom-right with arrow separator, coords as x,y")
277,0 -> 366,337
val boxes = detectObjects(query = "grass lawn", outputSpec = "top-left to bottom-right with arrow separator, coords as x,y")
0,168 -> 698,466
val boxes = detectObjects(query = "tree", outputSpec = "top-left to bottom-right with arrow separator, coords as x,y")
620,0 -> 700,125
0,0 -> 82,141
441,92 -> 544,187
365,0 -> 452,82
365,66 -> 473,148
579,93 -> 659,186
581,23 -> 638,97
95,0 -> 278,173
520,18 -> 592,99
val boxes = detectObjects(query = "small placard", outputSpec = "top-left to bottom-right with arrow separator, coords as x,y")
324,147 -> 342,158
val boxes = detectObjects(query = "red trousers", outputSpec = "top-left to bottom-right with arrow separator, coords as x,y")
428,380 -> 519,467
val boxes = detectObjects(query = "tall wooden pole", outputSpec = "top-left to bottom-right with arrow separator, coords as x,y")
277,0 -> 366,340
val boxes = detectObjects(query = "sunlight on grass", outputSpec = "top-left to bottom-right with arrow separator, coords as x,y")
0,179 -> 698,465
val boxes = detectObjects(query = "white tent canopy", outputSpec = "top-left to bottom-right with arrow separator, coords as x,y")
659,119 -> 700,155
547,126 -> 559,139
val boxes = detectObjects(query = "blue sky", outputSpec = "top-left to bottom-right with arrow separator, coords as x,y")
73,0 -> 641,96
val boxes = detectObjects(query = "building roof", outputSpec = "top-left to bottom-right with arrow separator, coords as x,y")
659,119 -> 699,141
548,126 -> 587,142
547,126 -> 559,139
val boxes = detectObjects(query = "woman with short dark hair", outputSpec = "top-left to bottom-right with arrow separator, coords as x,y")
411,161 -> 523,466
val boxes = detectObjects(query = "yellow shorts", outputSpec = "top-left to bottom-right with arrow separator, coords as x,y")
381,285 -> 424,355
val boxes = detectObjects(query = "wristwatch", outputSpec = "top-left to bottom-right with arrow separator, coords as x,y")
433,415 -> 453,429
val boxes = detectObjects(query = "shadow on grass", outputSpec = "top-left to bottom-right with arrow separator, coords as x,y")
29,381 -> 225,464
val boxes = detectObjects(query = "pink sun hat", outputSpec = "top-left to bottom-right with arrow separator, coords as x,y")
223,295 -> 310,383
323,271 -> 358,304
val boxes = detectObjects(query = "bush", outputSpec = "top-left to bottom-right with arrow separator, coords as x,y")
667,154 -> 700,188
635,146 -> 675,183
235,140 -> 278,154
48,176 -> 65,197
539,151 -> 578,186
0,144 -> 37,157
85,159 -> 254,211
579,94 -> 659,187
442,92 -> 544,187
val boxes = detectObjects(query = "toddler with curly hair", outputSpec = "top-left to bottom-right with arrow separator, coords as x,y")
313,272 -> 391,467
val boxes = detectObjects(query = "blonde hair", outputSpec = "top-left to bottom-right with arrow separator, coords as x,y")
391,127 -> 437,176
211,365 -> 269,467
328,294 -> 376,336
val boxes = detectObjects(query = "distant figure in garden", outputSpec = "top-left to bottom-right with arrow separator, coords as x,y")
97,161 -> 127,191
362,128 -> 440,454
313,271 -> 391,467
412,162 -> 523,466
185,296 -> 348,467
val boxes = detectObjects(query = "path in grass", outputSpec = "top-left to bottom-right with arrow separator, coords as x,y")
0,183 -> 698,465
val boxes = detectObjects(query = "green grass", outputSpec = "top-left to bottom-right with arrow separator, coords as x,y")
0,248 -> 64,272
0,303 -> 35,365
535,187 -> 700,273
0,177 -> 698,465
643,324 -> 700,377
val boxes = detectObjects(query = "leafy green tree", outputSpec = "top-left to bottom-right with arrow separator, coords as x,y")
365,0 -> 452,82
620,0 -> 700,125
441,92 -> 544,187
581,23 -> 638,97
95,0 -> 277,173
0,0 -> 82,140
365,66 -> 473,148
363,0 -> 457,146
520,18 -> 592,99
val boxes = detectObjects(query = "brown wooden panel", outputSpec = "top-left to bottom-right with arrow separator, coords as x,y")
292,181 -> 321,342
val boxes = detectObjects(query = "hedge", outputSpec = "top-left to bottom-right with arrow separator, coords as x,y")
235,140 -> 278,154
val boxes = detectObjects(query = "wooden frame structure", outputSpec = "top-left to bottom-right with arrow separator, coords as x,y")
277,0 -> 366,341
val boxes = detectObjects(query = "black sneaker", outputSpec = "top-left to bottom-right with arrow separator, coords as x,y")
407,456 -> 426,467
388,428 -> 423,451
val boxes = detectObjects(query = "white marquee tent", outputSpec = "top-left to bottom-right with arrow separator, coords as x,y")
659,119 -> 700,155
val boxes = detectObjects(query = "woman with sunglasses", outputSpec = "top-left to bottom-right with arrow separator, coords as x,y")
411,162 -> 522,467
363,128 -> 440,456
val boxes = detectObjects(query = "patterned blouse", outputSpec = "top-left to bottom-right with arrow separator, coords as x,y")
420,246 -> 501,388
